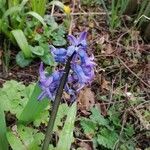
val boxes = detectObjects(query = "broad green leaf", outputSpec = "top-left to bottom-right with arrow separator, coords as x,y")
30,46 -> 44,56
18,84 -> 49,124
12,30 -> 31,58
7,125 -> 44,150
54,104 -> 69,131
7,131 -> 26,150
27,11 -> 47,27
16,51 -> 32,67
0,105 -> 8,150
56,102 -> 77,150
41,53 -> 55,66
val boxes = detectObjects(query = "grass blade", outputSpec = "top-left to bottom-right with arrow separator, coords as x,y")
11,29 -> 31,58
56,102 -> 77,150
27,11 -> 47,27
0,105 -> 8,150
18,83 -> 49,124
2,0 -> 28,19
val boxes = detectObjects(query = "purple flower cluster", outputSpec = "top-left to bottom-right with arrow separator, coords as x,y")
38,32 -> 95,101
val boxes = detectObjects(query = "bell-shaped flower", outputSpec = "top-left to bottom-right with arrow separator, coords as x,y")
51,47 -> 67,63
38,63 -> 62,101
66,32 -> 87,57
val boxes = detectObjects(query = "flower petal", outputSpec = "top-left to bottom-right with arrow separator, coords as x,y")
39,62 -> 46,81
78,31 -> 87,42
67,35 -> 77,45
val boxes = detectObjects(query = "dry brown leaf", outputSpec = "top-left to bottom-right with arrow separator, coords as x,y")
98,36 -> 105,44
105,44 -> 114,55
96,103 -> 107,117
78,88 -> 95,111
101,77 -> 110,91
97,74 -> 110,91
78,141 -> 93,150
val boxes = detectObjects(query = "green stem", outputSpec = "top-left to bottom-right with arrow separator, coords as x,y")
42,53 -> 74,150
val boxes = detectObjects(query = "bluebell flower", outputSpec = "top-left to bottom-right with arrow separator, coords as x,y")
51,47 -> 67,63
66,32 -> 87,57
38,31 -> 95,101
38,62 -> 62,101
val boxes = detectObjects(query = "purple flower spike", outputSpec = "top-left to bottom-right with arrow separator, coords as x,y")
38,31 -> 95,102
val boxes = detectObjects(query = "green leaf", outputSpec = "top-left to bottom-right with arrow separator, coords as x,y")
33,109 -> 49,127
7,125 -> 44,150
16,51 -> 32,67
2,0 -> 28,19
12,29 -> 31,58
27,11 -> 47,27
90,107 -> 109,127
97,128 -> 118,150
41,53 -> 55,66
0,80 -> 35,118
80,118 -> 97,136
54,104 -> 69,131
30,46 -> 44,56
7,130 -> 26,150
52,36 -> 66,46
56,102 -> 77,150
18,83 -> 49,124
44,15 -> 58,30
0,105 -> 8,150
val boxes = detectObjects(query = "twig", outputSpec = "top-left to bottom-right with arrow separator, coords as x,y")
51,4 -> 55,16
68,0 -> 75,35
53,12 -> 107,17
117,57 -> 150,88
107,77 -> 116,110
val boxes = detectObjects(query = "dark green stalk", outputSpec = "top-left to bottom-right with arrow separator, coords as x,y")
6,0 -> 12,27
42,53 -> 75,150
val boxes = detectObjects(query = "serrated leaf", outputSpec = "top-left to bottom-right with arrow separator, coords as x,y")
16,51 -> 32,67
97,128 -> 118,149
56,102 -> 77,150
90,107 -> 109,126
0,80 -> 32,118
12,29 -> 31,58
80,118 -> 97,136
